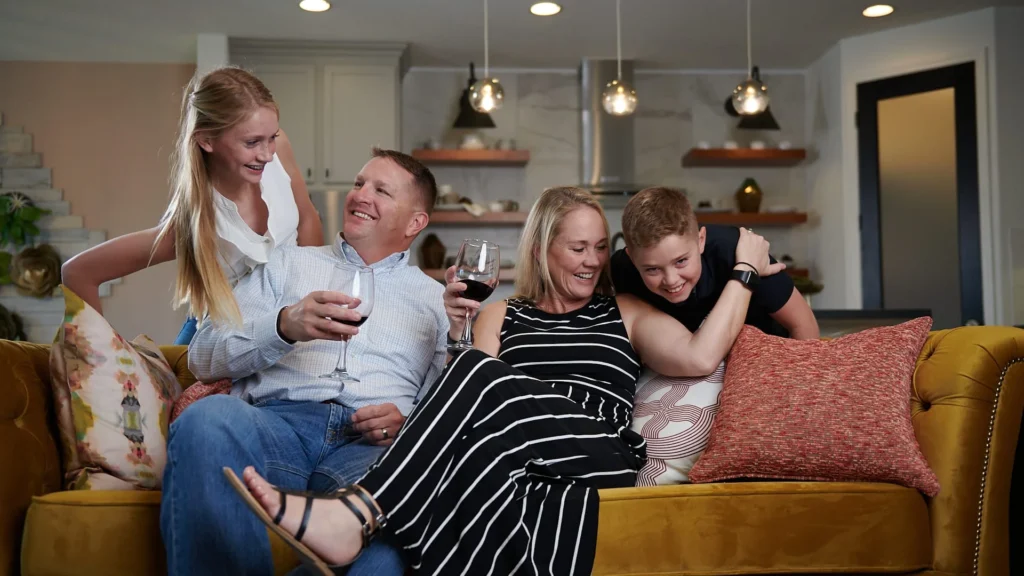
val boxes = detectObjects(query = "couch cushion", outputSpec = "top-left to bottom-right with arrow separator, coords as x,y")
22,483 -> 930,576
593,481 -> 932,575
21,490 -> 299,576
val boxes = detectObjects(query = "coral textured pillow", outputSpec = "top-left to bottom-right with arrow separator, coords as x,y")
170,378 -> 233,424
49,286 -> 182,490
689,318 -> 940,497
631,362 -> 723,486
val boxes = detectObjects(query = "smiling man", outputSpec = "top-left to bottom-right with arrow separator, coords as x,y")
160,148 -> 447,576
610,186 -> 819,340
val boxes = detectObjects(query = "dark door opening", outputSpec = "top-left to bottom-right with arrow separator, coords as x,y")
857,61 -> 983,328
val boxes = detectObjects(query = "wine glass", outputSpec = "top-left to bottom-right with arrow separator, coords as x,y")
449,239 -> 500,353
319,265 -> 374,385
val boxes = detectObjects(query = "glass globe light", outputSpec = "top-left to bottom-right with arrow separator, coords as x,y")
602,79 -> 638,116
732,78 -> 770,116
469,78 -> 505,113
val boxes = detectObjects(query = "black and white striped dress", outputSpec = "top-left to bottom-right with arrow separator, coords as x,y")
357,295 -> 646,575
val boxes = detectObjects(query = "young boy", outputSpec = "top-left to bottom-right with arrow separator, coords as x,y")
610,187 -> 819,339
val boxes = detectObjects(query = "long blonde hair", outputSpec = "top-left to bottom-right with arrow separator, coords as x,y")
514,186 -> 615,303
154,67 -> 278,327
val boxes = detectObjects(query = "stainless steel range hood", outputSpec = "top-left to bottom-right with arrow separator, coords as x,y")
579,58 -> 646,208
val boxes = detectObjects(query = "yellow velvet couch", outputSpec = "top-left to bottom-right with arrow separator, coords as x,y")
2,325 -> 1022,576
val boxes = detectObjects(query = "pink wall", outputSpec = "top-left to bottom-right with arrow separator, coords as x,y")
0,61 -> 197,343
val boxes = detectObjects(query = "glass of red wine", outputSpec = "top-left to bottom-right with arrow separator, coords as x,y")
449,238 -> 500,353
319,264 -> 374,384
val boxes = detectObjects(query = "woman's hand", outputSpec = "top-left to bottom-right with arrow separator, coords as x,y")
734,227 -> 786,277
443,265 -> 482,340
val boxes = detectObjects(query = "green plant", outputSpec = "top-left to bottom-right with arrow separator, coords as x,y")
792,274 -> 824,295
0,192 -> 50,247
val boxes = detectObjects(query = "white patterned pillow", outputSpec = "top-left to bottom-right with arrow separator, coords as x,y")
48,286 -> 182,490
631,361 -> 724,486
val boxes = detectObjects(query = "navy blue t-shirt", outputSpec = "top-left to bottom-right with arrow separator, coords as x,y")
610,224 -> 794,337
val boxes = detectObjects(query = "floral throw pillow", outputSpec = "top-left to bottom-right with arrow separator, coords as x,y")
631,362 -> 724,486
49,286 -> 182,490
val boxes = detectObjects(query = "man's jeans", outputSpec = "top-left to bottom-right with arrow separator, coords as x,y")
160,395 -> 404,576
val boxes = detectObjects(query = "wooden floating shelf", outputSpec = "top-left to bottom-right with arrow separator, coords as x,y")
787,268 -> 809,278
429,211 -> 529,225
421,268 -> 516,282
682,148 -> 807,167
694,212 -> 808,226
412,149 -> 530,166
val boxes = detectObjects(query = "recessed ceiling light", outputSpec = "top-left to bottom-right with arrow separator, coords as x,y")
299,0 -> 330,13
530,2 -> 562,16
862,4 -> 894,17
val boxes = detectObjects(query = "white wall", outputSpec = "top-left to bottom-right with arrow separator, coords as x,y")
804,8 -> 1001,323
993,7 -> 1024,325
196,33 -> 228,77
804,44 -> 844,308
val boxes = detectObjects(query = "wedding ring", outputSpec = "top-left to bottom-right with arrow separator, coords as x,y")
381,428 -> 389,439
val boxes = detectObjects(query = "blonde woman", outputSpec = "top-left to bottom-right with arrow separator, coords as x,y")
60,66 -> 323,344
223,187 -> 781,575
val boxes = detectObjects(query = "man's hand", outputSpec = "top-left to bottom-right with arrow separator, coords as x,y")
278,291 -> 362,343
352,403 -> 406,446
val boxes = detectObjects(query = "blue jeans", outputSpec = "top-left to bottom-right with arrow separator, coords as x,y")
173,316 -> 198,345
160,395 -> 405,576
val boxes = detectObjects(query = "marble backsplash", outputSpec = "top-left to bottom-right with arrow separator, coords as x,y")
404,68 -> 810,300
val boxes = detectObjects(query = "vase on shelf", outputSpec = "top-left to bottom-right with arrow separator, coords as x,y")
735,178 -> 763,213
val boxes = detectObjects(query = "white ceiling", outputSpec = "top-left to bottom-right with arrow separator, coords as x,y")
1,0 -> 1022,69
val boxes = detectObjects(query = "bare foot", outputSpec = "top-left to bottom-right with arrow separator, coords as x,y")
241,466 -> 376,566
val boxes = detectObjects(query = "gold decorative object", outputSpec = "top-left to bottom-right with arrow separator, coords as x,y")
12,244 -> 62,297
735,177 -> 763,213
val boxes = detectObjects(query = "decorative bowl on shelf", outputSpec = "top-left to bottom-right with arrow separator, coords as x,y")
458,134 -> 487,150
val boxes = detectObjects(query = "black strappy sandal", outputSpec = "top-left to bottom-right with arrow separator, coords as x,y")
222,467 -> 386,576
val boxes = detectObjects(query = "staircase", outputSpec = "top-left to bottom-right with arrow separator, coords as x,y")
0,112 -> 118,343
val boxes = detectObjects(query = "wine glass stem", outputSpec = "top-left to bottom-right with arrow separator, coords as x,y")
461,309 -> 473,345
338,338 -> 350,373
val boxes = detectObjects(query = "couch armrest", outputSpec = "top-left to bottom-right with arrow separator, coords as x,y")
913,326 -> 1024,576
0,341 -> 62,576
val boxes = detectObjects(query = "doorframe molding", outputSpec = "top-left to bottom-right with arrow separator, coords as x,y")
843,47 -> 999,325
856,61 -> 983,324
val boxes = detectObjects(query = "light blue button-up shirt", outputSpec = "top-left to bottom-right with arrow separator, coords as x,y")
188,235 -> 449,416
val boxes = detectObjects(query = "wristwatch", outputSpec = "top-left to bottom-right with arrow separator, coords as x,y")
730,268 -> 760,290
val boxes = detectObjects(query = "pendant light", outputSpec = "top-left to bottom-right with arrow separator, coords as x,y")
469,0 -> 504,113
601,0 -> 637,116
731,0 -> 769,116
454,63 -> 497,128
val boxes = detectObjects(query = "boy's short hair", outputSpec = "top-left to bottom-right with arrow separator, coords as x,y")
621,187 -> 699,249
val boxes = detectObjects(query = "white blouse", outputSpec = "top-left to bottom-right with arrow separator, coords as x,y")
212,153 -> 300,286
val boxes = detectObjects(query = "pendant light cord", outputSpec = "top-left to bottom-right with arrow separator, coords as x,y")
484,0 -> 489,77
616,0 -> 622,80
746,0 -> 752,78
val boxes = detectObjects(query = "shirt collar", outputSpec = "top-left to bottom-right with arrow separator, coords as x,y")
333,234 -> 409,271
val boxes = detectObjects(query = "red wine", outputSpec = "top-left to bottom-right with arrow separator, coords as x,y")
460,279 -> 494,302
339,315 -> 368,328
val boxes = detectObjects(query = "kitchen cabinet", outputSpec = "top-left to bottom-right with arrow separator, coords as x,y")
247,63 -> 317,182
230,39 -> 408,187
